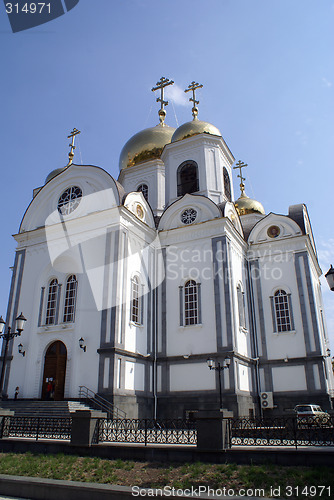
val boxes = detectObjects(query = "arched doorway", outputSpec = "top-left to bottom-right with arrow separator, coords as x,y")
41,341 -> 67,401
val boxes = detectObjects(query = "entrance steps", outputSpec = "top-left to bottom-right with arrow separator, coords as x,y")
0,400 -> 92,417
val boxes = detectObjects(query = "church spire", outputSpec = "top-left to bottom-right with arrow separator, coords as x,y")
151,77 -> 174,126
185,81 -> 203,120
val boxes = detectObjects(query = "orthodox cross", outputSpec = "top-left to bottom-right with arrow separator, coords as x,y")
233,160 -> 247,194
185,81 -> 203,119
151,77 -> 174,124
67,128 -> 81,166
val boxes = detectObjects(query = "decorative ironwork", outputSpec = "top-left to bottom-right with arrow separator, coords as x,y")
1,416 -> 71,441
97,418 -> 197,446
0,414 -> 333,448
229,415 -> 334,448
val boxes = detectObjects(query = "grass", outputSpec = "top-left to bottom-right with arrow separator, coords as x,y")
0,452 -> 333,498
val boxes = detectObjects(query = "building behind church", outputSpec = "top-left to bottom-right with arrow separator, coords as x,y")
1,79 -> 333,418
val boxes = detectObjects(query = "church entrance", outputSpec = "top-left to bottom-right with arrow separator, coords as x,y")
41,341 -> 67,401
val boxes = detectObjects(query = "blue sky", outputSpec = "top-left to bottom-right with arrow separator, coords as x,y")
1,0 -> 334,348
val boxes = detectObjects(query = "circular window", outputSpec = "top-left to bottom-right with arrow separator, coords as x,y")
181,208 -> 197,225
57,186 -> 82,216
267,225 -> 280,238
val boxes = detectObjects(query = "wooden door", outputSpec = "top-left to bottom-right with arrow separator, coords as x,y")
42,341 -> 67,400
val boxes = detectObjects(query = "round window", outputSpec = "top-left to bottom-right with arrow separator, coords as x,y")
57,186 -> 82,216
181,208 -> 197,225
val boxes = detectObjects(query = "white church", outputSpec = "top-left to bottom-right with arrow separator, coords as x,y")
1,78 -> 333,418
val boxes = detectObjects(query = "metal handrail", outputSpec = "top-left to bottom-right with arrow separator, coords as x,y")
78,386 -> 126,419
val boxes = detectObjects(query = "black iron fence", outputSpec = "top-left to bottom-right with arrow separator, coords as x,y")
0,414 -> 333,448
97,418 -> 197,446
229,415 -> 334,448
0,415 -> 71,441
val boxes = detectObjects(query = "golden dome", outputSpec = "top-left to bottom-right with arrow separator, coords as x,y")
171,118 -> 221,143
45,167 -> 67,184
235,192 -> 265,216
119,123 -> 176,170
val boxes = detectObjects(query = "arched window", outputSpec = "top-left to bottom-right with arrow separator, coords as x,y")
184,280 -> 199,326
63,275 -> 78,323
131,276 -> 142,324
273,289 -> 293,332
223,167 -> 231,202
177,161 -> 199,197
137,184 -> 148,201
237,284 -> 246,329
46,279 -> 58,325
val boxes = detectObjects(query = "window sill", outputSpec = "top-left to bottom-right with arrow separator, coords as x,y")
129,321 -> 144,328
272,330 -> 296,336
179,323 -> 203,330
38,323 -> 74,332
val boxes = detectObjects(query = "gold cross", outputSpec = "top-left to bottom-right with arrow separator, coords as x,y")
185,81 -> 203,119
233,160 -> 248,194
151,77 -> 174,124
67,128 -> 81,166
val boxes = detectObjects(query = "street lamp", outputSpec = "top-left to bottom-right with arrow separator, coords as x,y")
325,265 -> 334,291
79,337 -> 86,352
0,313 -> 27,398
207,357 -> 231,409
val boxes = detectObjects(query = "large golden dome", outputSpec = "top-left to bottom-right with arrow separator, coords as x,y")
171,118 -> 221,143
235,191 -> 265,216
119,123 -> 176,170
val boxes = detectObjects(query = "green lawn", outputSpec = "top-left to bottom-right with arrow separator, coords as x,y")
0,452 -> 333,499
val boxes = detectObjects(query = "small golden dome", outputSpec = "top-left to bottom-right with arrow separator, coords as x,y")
171,119 -> 221,143
45,167 -> 67,184
235,192 -> 265,216
119,123 -> 175,170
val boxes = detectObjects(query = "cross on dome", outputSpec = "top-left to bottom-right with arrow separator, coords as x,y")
233,160 -> 248,195
67,128 -> 81,166
185,81 -> 203,119
151,77 -> 174,125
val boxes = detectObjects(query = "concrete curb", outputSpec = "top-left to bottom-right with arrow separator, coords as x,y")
0,474 -> 134,500
0,474 -> 273,500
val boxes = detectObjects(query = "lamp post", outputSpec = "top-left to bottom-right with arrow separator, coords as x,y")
325,265 -> 334,291
207,357 -> 231,409
0,313 -> 27,398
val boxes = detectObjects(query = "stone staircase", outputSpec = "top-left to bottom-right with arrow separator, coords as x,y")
0,400 -> 92,417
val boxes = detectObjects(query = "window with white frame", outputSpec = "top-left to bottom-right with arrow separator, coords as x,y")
131,276 -> 142,324
184,280 -> 199,326
272,289 -> 294,332
63,275 -> 78,323
46,279 -> 58,325
237,284 -> 246,329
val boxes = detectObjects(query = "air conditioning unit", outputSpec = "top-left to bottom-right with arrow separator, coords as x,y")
260,391 -> 274,409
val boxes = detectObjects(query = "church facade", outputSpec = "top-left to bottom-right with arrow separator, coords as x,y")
2,79 -> 333,418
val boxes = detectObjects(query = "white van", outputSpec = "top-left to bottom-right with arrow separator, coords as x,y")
294,404 -> 330,426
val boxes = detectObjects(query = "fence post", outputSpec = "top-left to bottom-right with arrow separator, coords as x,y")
145,419 -> 147,446
70,410 -> 106,447
196,410 -> 233,451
